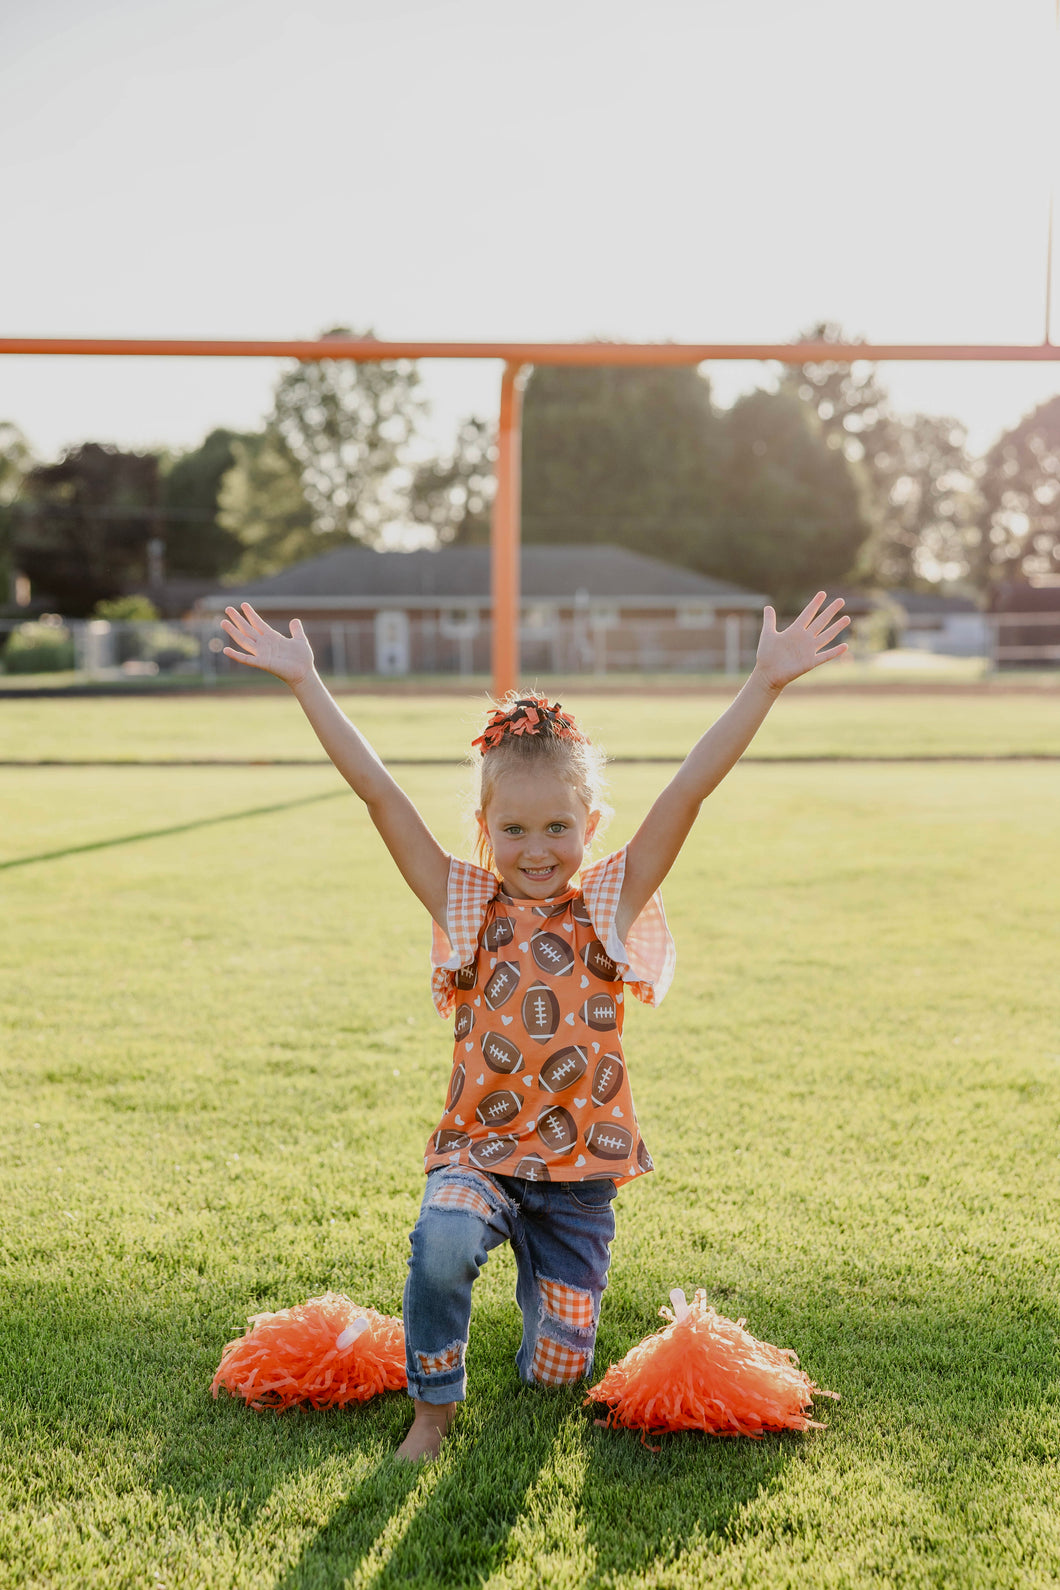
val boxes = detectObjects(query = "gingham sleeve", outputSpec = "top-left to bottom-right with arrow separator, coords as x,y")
581,845 -> 676,1007
430,857 -> 498,1017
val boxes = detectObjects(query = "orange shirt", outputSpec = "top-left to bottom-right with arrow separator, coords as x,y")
427,848 -> 675,1188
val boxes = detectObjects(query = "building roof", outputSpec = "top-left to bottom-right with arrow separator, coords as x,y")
988,580 -> 1060,612
886,589 -> 982,616
201,544 -> 769,609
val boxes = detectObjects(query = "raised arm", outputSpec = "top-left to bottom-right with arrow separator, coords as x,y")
220,603 -> 450,927
615,593 -> 849,941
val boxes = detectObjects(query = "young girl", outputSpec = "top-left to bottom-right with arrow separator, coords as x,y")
220,591 -> 849,1461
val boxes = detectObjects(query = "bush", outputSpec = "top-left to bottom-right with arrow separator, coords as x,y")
91,595 -> 159,622
135,623 -> 200,673
3,619 -> 75,674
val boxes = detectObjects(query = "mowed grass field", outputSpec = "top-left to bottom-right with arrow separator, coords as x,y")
2,688 -> 1059,1589
4,682 -> 1060,764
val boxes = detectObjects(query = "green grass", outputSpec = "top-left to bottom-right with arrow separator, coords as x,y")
2,705 -> 1059,1587
3,684 -> 1060,764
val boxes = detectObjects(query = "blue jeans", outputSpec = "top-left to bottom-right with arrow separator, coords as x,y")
403,1166 -> 618,1404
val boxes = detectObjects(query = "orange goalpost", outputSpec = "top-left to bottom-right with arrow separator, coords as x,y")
5,334 -> 1060,695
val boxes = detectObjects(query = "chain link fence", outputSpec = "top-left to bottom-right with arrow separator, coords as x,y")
0,610 -> 1058,679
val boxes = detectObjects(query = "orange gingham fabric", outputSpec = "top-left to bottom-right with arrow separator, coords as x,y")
531,1336 -> 588,1386
539,1279 -> 594,1330
581,849 -> 675,1008
430,848 -> 674,1016
431,859 -> 499,1017
429,1181 -> 495,1221
416,1344 -> 463,1376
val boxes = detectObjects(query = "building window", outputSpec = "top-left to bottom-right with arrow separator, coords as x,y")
522,604 -> 558,632
439,608 -> 480,639
677,604 -> 716,629
590,604 -> 619,630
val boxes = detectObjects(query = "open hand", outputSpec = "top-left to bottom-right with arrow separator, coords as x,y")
220,603 -> 314,687
754,592 -> 850,691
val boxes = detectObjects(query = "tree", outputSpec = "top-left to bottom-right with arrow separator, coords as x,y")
974,396 -> 1060,590
520,363 -> 729,570
855,413 -> 976,589
13,443 -> 160,615
216,428 -> 316,580
519,361 -> 869,605
0,422 -> 34,605
779,321 -> 893,467
714,388 -> 871,609
409,416 -> 495,545
159,428 -> 249,578
270,327 -> 425,548
783,323 -> 977,591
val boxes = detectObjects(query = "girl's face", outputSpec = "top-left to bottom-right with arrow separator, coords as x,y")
478,766 -> 599,900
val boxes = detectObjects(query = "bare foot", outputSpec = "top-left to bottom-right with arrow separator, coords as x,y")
395,1400 -> 457,1463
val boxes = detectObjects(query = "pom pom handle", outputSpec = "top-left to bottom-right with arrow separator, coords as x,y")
336,1318 -> 370,1350
668,1288 -> 690,1321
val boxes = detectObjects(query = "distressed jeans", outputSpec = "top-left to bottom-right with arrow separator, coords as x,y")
403,1165 -> 618,1404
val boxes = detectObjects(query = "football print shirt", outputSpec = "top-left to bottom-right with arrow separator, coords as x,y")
426,848 -> 675,1187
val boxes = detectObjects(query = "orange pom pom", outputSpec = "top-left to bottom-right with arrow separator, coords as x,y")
211,1292 -> 407,1410
587,1289 -> 837,1440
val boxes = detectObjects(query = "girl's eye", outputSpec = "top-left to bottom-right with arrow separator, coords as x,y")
503,826 -> 523,836
548,823 -> 567,834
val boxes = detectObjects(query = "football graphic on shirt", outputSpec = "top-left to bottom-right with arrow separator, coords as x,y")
536,1105 -> 577,1153
484,916 -> 515,950
455,961 -> 477,990
483,961 -> 521,1009
454,1004 -> 474,1041
447,1063 -> 465,1110
521,981 -> 561,1042
532,899 -> 568,919
481,1031 -> 525,1074
637,1137 -> 654,1173
584,1121 -> 634,1160
468,1134 -> 518,1170
434,1127 -> 471,1153
580,993 -> 617,1031
527,928 -> 575,979
590,1051 -> 624,1106
475,1088 -> 522,1127
513,1153 -> 551,1181
530,931 -> 575,977
538,1045 -> 588,1093
582,939 -> 619,982
571,896 -> 593,926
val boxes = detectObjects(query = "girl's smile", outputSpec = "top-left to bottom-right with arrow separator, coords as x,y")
478,767 -> 599,900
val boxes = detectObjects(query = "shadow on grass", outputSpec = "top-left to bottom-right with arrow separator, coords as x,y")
4,1277 -> 1057,1588
0,789 -> 344,871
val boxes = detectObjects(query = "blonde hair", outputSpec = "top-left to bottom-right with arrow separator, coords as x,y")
471,693 -> 610,872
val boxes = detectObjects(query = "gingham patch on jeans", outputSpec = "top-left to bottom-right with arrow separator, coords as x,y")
417,1344 -> 463,1377
539,1278 -> 594,1330
429,1182 -> 494,1221
531,1335 -> 587,1386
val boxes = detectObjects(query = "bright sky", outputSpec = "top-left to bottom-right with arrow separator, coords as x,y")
2,0 -> 1059,462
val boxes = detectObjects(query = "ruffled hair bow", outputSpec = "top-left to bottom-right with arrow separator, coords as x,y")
472,693 -> 584,753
